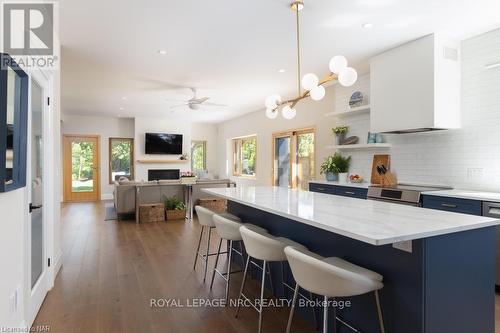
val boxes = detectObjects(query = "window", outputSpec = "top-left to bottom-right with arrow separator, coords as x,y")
191,140 -> 206,172
233,135 -> 257,177
272,128 -> 315,189
109,138 -> 134,183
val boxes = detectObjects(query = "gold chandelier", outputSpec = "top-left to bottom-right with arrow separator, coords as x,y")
265,1 -> 358,119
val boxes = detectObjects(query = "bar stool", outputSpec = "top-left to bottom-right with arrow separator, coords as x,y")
236,225 -> 316,333
210,214 -> 268,304
193,205 -> 241,283
284,246 -> 385,333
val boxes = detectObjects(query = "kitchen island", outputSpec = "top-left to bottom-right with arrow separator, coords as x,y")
203,186 -> 500,333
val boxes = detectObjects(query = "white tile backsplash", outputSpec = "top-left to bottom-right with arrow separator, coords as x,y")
332,28 -> 500,191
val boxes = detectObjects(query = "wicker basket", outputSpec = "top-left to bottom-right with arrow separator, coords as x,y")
198,198 -> 226,213
139,203 -> 165,223
166,209 -> 186,221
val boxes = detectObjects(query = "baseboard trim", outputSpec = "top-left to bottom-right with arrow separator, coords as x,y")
101,193 -> 113,200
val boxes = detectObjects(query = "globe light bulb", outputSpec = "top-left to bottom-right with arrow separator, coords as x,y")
282,105 -> 296,119
265,108 -> 278,119
329,55 -> 348,74
301,73 -> 319,91
310,85 -> 326,101
265,94 -> 281,109
338,67 -> 358,87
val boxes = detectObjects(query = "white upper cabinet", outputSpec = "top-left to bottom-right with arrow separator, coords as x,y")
370,34 -> 461,133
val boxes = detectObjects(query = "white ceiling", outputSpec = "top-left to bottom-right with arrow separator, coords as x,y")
60,0 -> 500,123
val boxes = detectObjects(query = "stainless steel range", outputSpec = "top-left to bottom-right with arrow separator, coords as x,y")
367,183 -> 452,206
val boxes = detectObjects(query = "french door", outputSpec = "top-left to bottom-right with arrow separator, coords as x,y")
27,71 -> 50,325
272,128 -> 315,189
63,135 -> 100,202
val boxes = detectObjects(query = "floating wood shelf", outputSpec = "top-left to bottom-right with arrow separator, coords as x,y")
326,143 -> 391,150
136,159 -> 189,164
325,104 -> 371,117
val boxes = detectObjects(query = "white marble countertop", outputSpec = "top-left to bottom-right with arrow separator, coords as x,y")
422,189 -> 500,203
308,180 -> 371,188
203,186 -> 500,246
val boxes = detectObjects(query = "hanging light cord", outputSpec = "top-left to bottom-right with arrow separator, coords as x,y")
295,4 -> 301,96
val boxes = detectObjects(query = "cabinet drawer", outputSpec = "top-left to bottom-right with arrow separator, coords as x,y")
334,186 -> 368,199
422,195 -> 482,216
309,183 -> 335,194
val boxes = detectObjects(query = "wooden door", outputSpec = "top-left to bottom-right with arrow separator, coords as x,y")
63,135 -> 100,202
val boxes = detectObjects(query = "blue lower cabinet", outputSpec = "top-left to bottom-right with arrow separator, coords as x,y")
422,195 -> 482,216
334,186 -> 368,199
308,183 -> 335,194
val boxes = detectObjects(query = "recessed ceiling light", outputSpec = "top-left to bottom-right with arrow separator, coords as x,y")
158,50 -> 167,55
485,61 -> 500,69
121,96 -> 127,101
278,69 -> 286,73
362,23 -> 374,29
119,107 -> 124,111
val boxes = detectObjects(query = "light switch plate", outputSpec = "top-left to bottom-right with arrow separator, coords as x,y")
467,168 -> 484,179
393,240 -> 412,253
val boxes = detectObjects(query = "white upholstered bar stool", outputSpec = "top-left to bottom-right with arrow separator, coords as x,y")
284,246 -> 385,333
193,205 -> 241,283
209,214 -> 268,303
236,225 -> 313,333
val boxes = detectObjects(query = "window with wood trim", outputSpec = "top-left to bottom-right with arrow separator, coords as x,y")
232,135 -> 257,177
109,138 -> 134,183
191,140 -> 206,172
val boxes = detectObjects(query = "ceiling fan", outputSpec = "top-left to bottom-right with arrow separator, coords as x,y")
167,88 -> 228,110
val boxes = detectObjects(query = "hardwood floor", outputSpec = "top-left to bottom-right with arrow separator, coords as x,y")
33,202 -> 316,333
34,202 -> 500,332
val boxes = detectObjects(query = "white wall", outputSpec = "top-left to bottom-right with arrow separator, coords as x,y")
191,122 -> 218,173
216,82 -> 339,187
217,28 -> 500,192
134,118 -> 219,180
61,115 -> 135,199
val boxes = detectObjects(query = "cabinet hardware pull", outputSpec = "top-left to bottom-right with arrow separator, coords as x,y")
441,203 -> 457,208
345,191 -> 355,195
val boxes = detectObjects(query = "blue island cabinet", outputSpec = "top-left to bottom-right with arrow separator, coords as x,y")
309,182 -> 368,199
227,200 -> 496,333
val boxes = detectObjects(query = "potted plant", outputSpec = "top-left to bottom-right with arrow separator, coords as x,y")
332,125 -> 349,145
180,171 -> 196,184
163,196 -> 187,220
320,155 -> 339,181
331,153 -> 351,183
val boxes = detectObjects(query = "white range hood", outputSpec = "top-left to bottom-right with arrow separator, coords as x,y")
370,34 -> 461,134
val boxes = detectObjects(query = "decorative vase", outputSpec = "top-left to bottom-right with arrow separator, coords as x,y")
335,133 -> 345,145
338,172 -> 348,183
325,172 -> 338,182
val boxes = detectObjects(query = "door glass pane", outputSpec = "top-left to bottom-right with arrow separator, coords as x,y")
5,68 -> 18,185
31,80 -> 43,288
71,141 -> 94,192
275,137 -> 291,187
110,139 -> 132,182
296,132 -> 315,190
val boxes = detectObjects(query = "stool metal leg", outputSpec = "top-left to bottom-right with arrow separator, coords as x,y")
203,227 -> 212,283
193,226 -> 204,270
235,256 -> 250,318
286,283 -> 300,333
225,240 -> 233,304
266,263 -> 274,296
258,260 -> 267,333
332,298 -> 338,333
375,290 -> 386,333
210,238 -> 223,289
323,296 -> 328,333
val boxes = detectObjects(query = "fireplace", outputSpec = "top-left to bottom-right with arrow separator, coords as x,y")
148,169 -> 180,181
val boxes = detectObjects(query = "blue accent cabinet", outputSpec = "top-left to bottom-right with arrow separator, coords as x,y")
422,195 -> 482,216
309,183 -> 368,199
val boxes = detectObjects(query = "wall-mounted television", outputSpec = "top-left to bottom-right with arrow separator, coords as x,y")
145,133 -> 183,154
